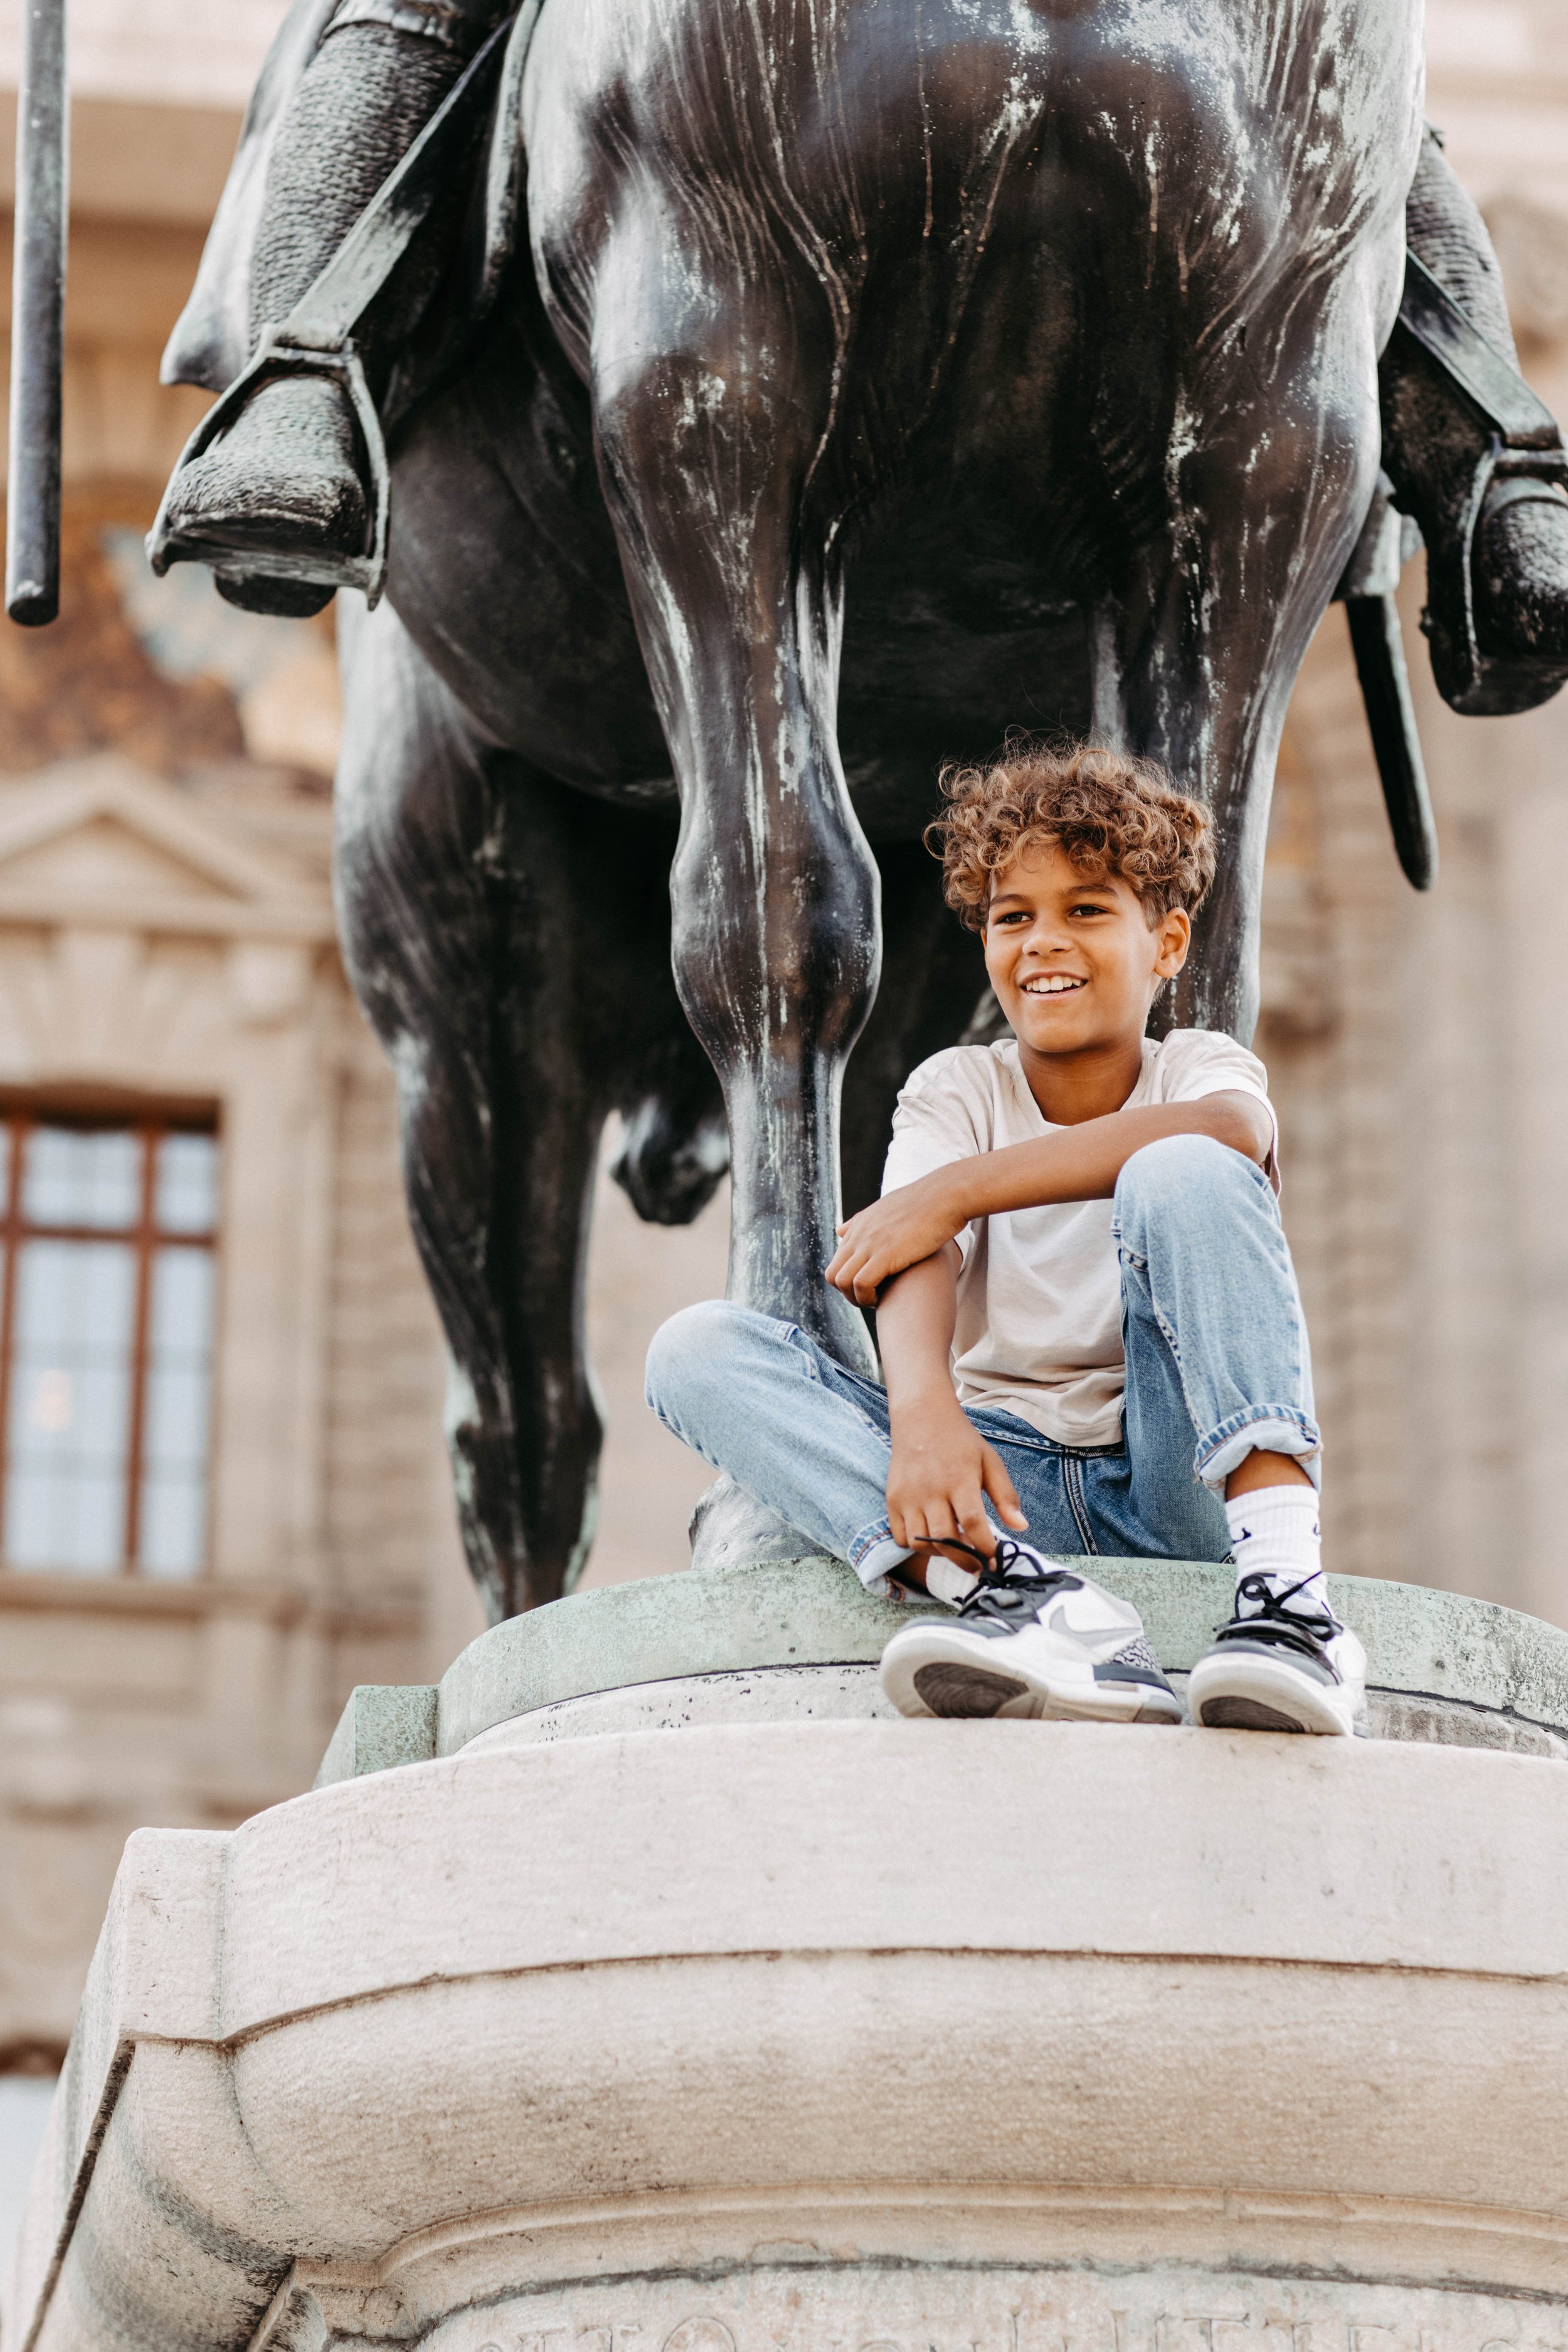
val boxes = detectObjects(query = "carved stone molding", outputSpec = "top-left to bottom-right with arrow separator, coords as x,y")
10,1693 -> 1568,2352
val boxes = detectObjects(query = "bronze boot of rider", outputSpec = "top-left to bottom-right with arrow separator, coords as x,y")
1382,126 -> 1568,714
157,11 -> 482,617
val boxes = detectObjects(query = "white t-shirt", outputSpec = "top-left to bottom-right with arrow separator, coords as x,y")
879,1030 -> 1277,1448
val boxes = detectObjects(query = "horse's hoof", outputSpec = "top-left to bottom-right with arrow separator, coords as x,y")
1473,475 -> 1568,665
161,374 -> 369,586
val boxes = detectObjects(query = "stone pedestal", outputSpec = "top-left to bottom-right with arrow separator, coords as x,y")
10,1556 -> 1568,2352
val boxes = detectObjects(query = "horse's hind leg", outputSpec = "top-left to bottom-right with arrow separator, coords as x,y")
334,600 -> 607,1619
590,244 -> 880,1369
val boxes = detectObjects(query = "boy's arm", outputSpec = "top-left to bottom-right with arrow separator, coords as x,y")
876,1243 -> 1027,1561
829,1090 -> 1271,1305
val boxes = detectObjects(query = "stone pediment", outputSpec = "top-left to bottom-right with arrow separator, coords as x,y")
0,756 -> 336,941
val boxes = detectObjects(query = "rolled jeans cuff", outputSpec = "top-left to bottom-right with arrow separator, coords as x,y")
327,0 -> 511,51
850,1524 -> 913,1598
1196,1409 -> 1322,1495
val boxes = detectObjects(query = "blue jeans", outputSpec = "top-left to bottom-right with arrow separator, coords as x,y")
645,1135 -> 1320,1587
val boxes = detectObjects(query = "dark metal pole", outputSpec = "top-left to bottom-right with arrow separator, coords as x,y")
7,0 -> 68,627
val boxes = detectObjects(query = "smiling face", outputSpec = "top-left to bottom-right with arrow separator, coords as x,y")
982,837 -> 1192,1069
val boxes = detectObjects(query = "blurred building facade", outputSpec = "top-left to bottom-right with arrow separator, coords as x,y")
1263,3 -> 1568,1621
0,0 -> 479,2075
0,0 -> 1562,2147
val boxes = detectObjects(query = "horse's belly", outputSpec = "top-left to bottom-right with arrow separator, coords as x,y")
501,0 -> 1424,821
529,0 -> 1422,359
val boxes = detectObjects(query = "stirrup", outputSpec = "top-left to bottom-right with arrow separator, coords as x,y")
146,329 -> 391,607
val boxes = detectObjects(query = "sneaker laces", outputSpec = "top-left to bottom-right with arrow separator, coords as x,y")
1219,1571 -> 1342,1660
929,1537 -> 1076,1623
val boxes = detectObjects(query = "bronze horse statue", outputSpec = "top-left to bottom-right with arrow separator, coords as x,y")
137,0 -> 1568,1621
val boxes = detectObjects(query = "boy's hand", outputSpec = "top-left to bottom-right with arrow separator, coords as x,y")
886,1394 -> 1027,1562
827,1172 -> 966,1304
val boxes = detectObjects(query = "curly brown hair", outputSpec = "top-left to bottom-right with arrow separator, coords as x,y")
926,740 -> 1216,931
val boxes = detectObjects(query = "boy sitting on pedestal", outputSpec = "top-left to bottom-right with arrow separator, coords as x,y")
645,743 -> 1362,1736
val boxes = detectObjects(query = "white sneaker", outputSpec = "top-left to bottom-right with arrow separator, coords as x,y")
1188,1572 -> 1366,1737
878,1542 -> 1182,1724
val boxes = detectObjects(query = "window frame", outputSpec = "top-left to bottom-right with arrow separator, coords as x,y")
0,1089 -> 222,1580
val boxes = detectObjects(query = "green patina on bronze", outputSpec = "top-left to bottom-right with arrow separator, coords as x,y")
315,1559 -> 1568,1784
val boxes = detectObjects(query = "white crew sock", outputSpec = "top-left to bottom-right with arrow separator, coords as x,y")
1224,1484 -> 1327,1618
854,1539 -> 980,1607
924,1556 -> 980,1608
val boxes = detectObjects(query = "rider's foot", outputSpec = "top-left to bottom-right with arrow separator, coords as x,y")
1472,477 -> 1568,665
160,373 -> 369,615
1187,1572 -> 1366,1737
878,1542 -> 1182,1724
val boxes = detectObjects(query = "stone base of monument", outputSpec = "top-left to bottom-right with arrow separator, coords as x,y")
11,1556 -> 1568,2352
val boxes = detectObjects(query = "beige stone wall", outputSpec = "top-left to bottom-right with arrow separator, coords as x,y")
0,476 -> 475,2052
1259,0 -> 1568,1621
0,743 -> 476,2049
1266,591 -> 1568,1621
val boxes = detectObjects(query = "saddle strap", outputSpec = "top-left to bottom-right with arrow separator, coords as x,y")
1396,253 -> 1562,452
280,10 -> 517,354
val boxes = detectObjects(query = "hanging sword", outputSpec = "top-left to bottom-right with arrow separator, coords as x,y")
6,0 -> 68,627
